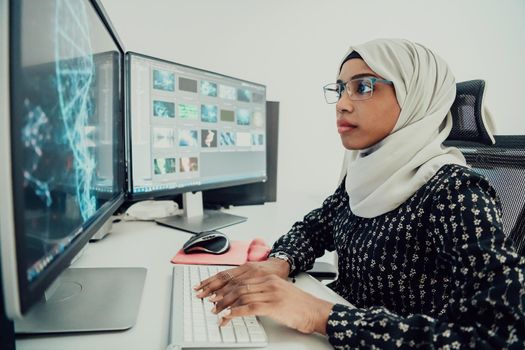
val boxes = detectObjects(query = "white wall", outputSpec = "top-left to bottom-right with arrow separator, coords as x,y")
101,0 -> 525,202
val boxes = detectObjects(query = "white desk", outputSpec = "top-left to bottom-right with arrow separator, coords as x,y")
16,197 -> 349,350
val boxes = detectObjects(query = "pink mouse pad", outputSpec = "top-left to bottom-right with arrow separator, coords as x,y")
171,238 -> 271,266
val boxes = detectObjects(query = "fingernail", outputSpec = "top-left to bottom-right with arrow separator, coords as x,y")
193,284 -> 200,290
211,306 -> 217,313
222,308 -> 231,316
208,293 -> 217,301
218,317 -> 230,327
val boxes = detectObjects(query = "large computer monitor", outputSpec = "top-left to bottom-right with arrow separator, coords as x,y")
0,0 -> 145,334
126,52 -> 267,233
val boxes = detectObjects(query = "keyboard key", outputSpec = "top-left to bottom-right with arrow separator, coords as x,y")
250,332 -> 267,342
184,329 -> 192,342
194,326 -> 207,341
244,315 -> 257,322
220,325 -> 236,342
234,324 -> 250,342
247,324 -> 263,332
232,318 -> 244,325
208,328 -> 222,342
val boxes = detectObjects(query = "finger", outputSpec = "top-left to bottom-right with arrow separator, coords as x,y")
195,268 -> 239,298
219,302 -> 270,327
213,279 -> 273,314
194,261 -> 269,291
202,270 -> 270,300
208,275 -> 256,302
213,283 -> 259,313
213,275 -> 274,298
194,268 -> 234,291
211,275 -> 269,302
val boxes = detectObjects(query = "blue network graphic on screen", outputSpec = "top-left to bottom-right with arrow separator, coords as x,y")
21,103 -> 53,207
54,0 -> 97,221
15,0 -> 121,281
21,0 -> 98,223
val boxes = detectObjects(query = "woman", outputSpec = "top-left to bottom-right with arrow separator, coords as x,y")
194,39 -> 525,348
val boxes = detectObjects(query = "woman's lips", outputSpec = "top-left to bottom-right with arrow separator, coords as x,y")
337,125 -> 356,134
337,120 -> 357,134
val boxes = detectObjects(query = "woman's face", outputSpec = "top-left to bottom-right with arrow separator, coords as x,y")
336,58 -> 401,150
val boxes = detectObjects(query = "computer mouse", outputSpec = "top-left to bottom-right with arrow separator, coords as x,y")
183,230 -> 230,255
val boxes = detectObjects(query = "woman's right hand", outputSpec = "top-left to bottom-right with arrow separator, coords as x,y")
194,257 -> 290,299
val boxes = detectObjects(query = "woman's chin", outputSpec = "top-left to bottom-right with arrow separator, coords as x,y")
340,136 -> 363,150
340,133 -> 384,151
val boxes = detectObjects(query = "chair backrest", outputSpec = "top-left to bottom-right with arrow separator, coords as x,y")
445,80 -> 525,255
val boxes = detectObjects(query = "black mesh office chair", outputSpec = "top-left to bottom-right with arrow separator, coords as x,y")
445,80 -> 525,255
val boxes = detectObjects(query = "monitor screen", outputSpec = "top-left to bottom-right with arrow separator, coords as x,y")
1,0 -> 125,317
126,52 -> 267,198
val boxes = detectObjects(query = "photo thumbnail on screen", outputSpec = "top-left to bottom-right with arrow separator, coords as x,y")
237,88 -> 252,102
154,157 -> 177,175
236,132 -> 251,147
201,129 -> 217,148
153,100 -> 175,118
201,104 -> 218,123
200,80 -> 217,97
180,157 -> 199,172
152,127 -> 176,148
252,92 -> 264,104
179,77 -> 197,93
236,109 -> 251,126
220,109 -> 235,122
253,111 -> 264,128
220,131 -> 236,146
178,129 -> 198,147
252,133 -> 264,146
178,103 -> 199,120
219,84 -> 236,100
153,69 -> 175,92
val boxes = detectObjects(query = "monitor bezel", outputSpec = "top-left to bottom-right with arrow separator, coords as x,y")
125,51 -> 268,200
0,0 -> 127,318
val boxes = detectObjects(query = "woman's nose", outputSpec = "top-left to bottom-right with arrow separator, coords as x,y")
336,93 -> 354,115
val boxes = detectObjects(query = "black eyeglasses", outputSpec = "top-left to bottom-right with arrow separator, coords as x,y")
323,77 -> 393,104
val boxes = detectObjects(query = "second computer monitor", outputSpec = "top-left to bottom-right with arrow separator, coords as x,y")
126,52 -> 267,232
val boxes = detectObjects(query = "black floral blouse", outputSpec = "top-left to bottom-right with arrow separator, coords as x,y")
270,164 -> 525,349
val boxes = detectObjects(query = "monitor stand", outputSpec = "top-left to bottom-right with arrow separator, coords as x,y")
155,191 -> 247,234
14,267 -> 147,334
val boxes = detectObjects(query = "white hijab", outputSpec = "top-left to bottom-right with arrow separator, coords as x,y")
340,38 -> 467,218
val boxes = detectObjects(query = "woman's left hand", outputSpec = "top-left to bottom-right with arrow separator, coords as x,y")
207,274 -> 334,335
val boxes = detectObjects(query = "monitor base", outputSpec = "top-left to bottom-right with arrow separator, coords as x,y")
155,209 -> 247,234
89,218 -> 113,241
14,267 -> 147,334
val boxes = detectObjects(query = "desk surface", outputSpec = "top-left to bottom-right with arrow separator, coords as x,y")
16,198 -> 346,350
